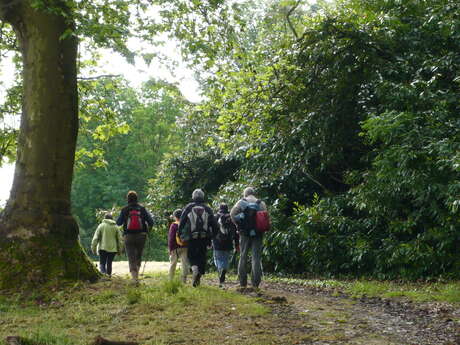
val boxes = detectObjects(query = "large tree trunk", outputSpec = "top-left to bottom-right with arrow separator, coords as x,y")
0,0 -> 99,289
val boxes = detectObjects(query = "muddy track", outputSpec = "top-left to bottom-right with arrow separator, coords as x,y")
213,279 -> 460,345
116,261 -> 459,344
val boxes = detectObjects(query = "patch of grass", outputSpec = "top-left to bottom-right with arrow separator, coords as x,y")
265,275 -> 346,290
21,330 -> 74,345
266,275 -> 460,303
0,275 -> 273,345
126,288 -> 142,304
346,280 -> 460,303
159,279 -> 182,295
347,281 -> 390,298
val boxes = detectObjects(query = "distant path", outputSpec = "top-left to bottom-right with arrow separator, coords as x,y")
97,261 -> 170,276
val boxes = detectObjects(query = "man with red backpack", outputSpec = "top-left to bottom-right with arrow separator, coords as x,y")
231,187 -> 269,289
116,190 -> 154,284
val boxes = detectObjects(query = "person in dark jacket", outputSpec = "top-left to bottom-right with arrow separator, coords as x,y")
213,203 -> 239,287
168,208 -> 189,283
178,189 -> 218,287
116,190 -> 154,284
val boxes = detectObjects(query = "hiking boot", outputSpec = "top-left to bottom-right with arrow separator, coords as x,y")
192,273 -> 201,287
219,269 -> 227,284
191,266 -> 199,287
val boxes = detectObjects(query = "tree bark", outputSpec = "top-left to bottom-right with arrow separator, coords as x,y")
0,0 -> 99,289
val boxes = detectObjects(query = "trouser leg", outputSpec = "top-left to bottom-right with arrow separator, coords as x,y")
251,236 -> 263,288
238,235 -> 251,287
99,250 -> 108,274
169,250 -> 179,280
191,265 -> 200,287
106,252 -> 116,276
178,248 -> 189,283
125,233 -> 147,280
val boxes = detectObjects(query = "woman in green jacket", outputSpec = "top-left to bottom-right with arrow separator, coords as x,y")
91,213 -> 124,277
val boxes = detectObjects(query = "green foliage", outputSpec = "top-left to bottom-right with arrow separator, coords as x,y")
259,0 -> 460,279
0,69 -> 21,165
147,101 -> 242,220
72,78 -> 185,257
160,0 -> 460,279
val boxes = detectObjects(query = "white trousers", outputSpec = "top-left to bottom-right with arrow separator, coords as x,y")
169,247 -> 190,282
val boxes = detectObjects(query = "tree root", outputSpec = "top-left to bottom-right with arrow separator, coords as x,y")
5,337 -> 22,345
5,336 -> 139,345
91,336 -> 139,345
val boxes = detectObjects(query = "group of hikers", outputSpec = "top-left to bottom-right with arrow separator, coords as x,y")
91,187 -> 270,288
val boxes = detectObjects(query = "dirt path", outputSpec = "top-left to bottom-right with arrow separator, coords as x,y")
108,261 -> 170,276
205,279 -> 460,345
263,282 -> 459,345
111,262 -> 459,344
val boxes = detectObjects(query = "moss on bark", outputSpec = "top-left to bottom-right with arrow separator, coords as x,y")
0,214 -> 100,291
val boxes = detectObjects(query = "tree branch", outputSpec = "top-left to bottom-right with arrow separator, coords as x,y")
77,74 -> 122,81
0,0 -> 21,22
0,0 -> 21,10
286,0 -> 301,40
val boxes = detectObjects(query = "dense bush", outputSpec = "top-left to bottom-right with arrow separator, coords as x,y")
162,0 -> 460,279
259,0 -> 460,279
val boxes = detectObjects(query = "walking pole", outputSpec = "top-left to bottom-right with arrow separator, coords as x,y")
141,230 -> 151,277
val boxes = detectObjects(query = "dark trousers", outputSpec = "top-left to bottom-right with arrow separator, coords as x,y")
124,232 -> 147,278
187,239 -> 208,275
99,250 -> 116,276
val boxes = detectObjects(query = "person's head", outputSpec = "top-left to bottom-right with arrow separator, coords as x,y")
192,188 -> 204,202
243,187 -> 255,198
127,190 -> 138,204
104,212 -> 113,220
172,209 -> 182,221
219,203 -> 229,213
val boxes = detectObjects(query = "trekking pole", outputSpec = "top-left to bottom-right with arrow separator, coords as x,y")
141,230 -> 151,277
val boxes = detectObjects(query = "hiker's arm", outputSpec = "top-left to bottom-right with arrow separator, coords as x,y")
259,200 -> 267,211
116,209 -> 125,226
233,224 -> 240,250
144,208 -> 154,230
178,204 -> 192,232
211,215 -> 219,238
230,201 -> 242,223
91,226 -> 101,255
205,207 -> 219,236
168,223 -> 176,252
116,228 -> 124,254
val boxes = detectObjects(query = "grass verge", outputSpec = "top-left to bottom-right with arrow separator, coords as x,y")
265,275 -> 460,303
0,273 -> 279,345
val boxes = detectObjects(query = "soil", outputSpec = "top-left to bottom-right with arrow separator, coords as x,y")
249,282 -> 460,345
114,262 -> 460,345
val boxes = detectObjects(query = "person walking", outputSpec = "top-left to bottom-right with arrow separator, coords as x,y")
168,208 -> 190,283
213,203 -> 239,287
178,189 -> 218,287
116,190 -> 154,284
91,212 -> 123,277
231,187 -> 268,289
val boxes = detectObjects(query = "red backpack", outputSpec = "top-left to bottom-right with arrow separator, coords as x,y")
127,206 -> 144,231
255,209 -> 270,233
